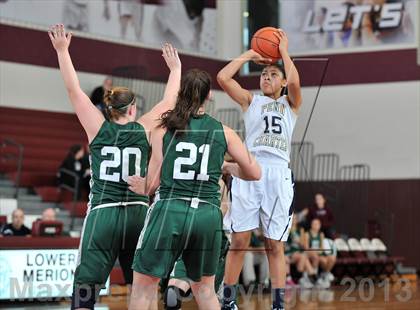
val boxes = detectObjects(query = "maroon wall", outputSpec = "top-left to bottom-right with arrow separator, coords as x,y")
295,180 -> 420,270
1,24 -> 419,89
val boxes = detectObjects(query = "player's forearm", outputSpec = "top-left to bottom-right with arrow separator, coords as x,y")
281,51 -> 300,88
56,50 -> 82,94
162,68 -> 181,108
217,50 -> 253,82
145,168 -> 161,196
224,159 -> 261,181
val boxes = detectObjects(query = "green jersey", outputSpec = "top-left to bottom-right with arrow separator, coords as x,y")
158,114 -> 227,204
309,231 -> 322,249
88,121 -> 150,209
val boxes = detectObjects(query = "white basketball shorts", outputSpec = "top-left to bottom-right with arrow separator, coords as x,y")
224,162 -> 294,241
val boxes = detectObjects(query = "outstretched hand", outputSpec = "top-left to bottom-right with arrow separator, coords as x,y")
48,24 -> 72,53
127,175 -> 147,195
162,43 -> 181,71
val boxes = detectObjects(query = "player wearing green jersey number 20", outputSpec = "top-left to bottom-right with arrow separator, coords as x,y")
48,24 -> 181,310
127,69 -> 261,309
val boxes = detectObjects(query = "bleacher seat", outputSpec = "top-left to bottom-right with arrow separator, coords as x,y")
0,107 -> 85,187
32,220 -> 63,236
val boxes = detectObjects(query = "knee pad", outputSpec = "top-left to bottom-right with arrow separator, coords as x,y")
71,284 -> 99,310
164,285 -> 185,310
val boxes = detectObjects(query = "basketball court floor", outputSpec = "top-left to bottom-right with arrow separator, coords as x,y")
1,282 -> 418,309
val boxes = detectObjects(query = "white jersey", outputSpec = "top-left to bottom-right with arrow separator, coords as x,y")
243,94 -> 297,163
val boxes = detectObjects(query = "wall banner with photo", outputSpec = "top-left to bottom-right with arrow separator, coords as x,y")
244,0 -> 417,56
281,0 -> 417,54
0,0 -> 217,55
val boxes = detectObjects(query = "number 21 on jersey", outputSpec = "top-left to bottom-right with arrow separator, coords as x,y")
173,142 -> 210,181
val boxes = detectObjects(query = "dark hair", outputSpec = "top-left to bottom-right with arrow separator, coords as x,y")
66,144 -> 83,160
103,87 -> 136,121
160,69 -> 211,136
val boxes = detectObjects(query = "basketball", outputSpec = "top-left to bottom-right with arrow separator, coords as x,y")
251,26 -> 281,63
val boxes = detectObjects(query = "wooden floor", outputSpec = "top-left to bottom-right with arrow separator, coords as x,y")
1,282 -> 418,309
101,282 -> 420,309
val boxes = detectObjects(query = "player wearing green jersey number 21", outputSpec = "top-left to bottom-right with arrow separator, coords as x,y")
49,24 -> 181,310
127,69 -> 261,309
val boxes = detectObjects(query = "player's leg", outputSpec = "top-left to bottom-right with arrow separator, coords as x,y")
190,275 -> 220,310
129,272 -> 160,310
131,200 -> 185,309
264,238 -> 287,308
164,278 -> 191,310
225,231 -> 252,283
260,166 -> 294,310
223,230 -> 252,308
223,177 -> 261,309
72,208 -> 122,310
162,259 -> 192,310
183,203 -> 222,309
213,233 -> 230,301
118,204 -> 148,284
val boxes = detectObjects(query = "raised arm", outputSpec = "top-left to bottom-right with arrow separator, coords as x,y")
139,43 -> 181,129
49,24 -> 104,142
127,127 -> 165,196
222,125 -> 261,180
217,50 -> 269,111
216,51 -> 252,111
274,29 -> 302,113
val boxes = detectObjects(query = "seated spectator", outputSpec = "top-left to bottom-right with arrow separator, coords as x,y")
32,208 -> 63,237
242,229 -> 269,288
0,208 -> 31,237
90,77 -> 113,116
285,215 -> 317,288
303,218 -> 336,288
307,193 -> 335,238
58,144 -> 90,199
42,208 -> 56,221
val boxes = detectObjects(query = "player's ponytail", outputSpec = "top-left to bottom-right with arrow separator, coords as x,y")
161,69 -> 211,136
103,87 -> 136,121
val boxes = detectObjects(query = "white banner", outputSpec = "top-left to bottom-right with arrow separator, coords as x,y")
279,0 -> 418,54
0,0 -> 216,55
0,249 -> 109,300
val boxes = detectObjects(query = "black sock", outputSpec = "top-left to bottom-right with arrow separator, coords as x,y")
272,288 -> 285,309
223,284 -> 237,305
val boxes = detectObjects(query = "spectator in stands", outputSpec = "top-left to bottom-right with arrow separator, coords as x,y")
58,144 -> 90,199
303,218 -> 336,288
0,208 -> 31,237
42,208 -> 56,221
285,215 -> 317,288
307,193 -> 335,238
90,77 -> 113,116
242,229 -> 269,289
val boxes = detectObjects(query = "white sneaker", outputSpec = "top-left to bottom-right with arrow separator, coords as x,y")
316,277 -> 331,289
299,276 -> 314,289
326,272 -> 335,282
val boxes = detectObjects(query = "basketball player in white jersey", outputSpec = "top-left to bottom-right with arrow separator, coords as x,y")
217,29 -> 302,310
